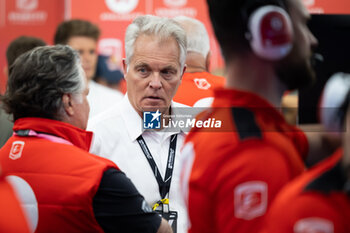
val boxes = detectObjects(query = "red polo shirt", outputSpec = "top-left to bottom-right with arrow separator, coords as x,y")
183,88 -> 308,233
261,149 -> 350,233
174,72 -> 225,106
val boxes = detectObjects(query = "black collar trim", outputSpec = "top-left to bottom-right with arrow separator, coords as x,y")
304,160 -> 349,195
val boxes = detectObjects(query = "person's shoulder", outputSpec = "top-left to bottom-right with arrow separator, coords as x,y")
52,142 -> 114,166
189,132 -> 298,176
273,151 -> 343,205
264,155 -> 347,233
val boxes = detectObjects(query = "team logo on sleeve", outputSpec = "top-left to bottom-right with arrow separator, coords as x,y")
294,218 -> 334,233
234,181 -> 268,220
143,110 -> 161,129
9,141 -> 25,160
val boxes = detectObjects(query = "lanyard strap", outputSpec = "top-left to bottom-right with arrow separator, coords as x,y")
137,134 -> 177,199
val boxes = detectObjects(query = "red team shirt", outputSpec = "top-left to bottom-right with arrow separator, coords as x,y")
173,72 -> 225,106
261,149 -> 350,233
181,88 -> 308,233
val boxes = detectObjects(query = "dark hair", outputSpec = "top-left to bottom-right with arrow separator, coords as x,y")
54,19 -> 100,44
206,0 -> 288,61
6,36 -> 46,68
2,45 -> 85,121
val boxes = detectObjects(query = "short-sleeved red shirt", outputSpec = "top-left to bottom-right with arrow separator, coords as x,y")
261,149 -> 350,233
173,72 -> 225,106
181,88 -> 308,233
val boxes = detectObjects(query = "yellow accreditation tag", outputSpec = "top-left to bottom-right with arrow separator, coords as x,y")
152,198 -> 169,211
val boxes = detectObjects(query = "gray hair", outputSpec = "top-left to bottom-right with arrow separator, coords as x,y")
2,45 -> 85,121
173,16 -> 210,58
124,15 -> 187,69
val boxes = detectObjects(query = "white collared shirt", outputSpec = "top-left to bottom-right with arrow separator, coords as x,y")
88,95 -> 189,233
87,80 -> 124,118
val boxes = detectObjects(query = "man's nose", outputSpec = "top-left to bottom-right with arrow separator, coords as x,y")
149,73 -> 162,89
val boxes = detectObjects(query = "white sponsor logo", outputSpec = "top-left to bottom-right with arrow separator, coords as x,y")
294,218 -> 334,233
155,7 -> 197,18
16,0 -> 38,11
194,78 -> 211,90
105,0 -> 139,14
303,0 -> 315,7
302,0 -> 324,13
9,0 -> 47,24
234,181 -> 268,220
9,141 -> 25,160
163,0 -> 187,8
6,175 -> 38,232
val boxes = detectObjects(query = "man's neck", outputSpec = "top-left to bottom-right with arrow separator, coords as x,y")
225,55 -> 286,107
185,53 -> 208,73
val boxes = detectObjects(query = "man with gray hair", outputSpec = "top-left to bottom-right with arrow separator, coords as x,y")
173,16 -> 225,107
0,45 -> 172,233
89,15 -> 188,233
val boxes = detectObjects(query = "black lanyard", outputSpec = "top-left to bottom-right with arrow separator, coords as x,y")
136,134 -> 177,199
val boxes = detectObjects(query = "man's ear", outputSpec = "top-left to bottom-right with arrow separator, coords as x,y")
205,52 -> 211,72
181,64 -> 187,80
62,93 -> 74,116
122,59 -> 128,78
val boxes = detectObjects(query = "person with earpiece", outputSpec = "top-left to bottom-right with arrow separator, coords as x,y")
260,73 -> 350,233
180,0 -> 318,232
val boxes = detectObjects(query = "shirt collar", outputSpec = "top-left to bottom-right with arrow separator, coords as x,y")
304,149 -> 350,195
120,95 -> 144,142
13,117 -> 93,151
212,88 -> 286,125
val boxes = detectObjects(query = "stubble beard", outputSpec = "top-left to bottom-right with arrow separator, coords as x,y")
275,54 -> 316,90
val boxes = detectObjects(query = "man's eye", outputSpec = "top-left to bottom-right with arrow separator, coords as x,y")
162,70 -> 175,78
